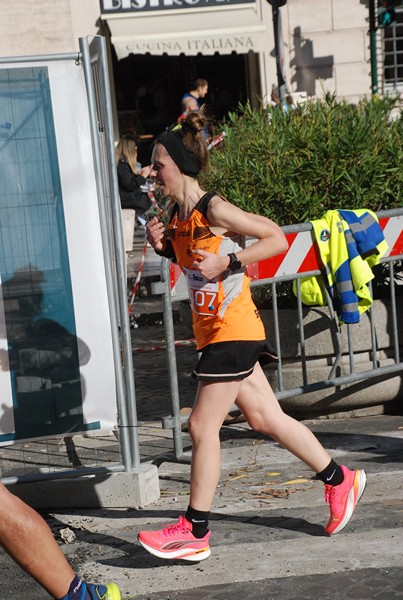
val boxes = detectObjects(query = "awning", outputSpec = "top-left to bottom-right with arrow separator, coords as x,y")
106,8 -> 268,58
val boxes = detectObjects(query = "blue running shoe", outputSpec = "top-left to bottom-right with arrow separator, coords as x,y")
64,581 -> 121,600
86,583 -> 121,600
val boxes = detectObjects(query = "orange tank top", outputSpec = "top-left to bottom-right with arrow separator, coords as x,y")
168,192 -> 265,350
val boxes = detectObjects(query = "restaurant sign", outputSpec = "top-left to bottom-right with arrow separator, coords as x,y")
100,0 -> 255,13
122,34 -> 256,54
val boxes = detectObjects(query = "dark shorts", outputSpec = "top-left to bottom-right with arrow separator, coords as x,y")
192,340 -> 278,382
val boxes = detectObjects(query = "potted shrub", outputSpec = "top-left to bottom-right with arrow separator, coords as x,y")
198,95 -> 403,416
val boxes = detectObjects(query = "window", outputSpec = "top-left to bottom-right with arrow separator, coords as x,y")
383,7 -> 403,91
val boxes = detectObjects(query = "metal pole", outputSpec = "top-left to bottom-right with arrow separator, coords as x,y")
93,35 -> 141,470
369,0 -> 379,95
269,0 -> 287,106
79,37 -> 132,472
276,362 -> 403,401
0,52 -> 80,64
161,258 -> 184,460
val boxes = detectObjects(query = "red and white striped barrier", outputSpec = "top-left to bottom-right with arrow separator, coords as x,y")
128,236 -> 148,313
169,214 -> 403,296
380,215 -> 403,257
127,188 -> 171,311
207,131 -> 227,150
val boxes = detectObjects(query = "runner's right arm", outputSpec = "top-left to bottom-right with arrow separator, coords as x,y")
146,216 -> 176,259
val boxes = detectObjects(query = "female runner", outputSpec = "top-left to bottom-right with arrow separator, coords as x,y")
138,111 -> 366,561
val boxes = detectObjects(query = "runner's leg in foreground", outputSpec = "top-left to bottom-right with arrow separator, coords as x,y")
0,483 -> 121,599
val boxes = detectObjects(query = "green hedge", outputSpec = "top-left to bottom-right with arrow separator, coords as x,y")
203,94 -> 403,226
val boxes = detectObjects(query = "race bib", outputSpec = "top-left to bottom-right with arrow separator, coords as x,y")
183,268 -> 219,316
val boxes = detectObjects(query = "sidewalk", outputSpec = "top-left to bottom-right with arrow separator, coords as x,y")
1,229 -> 403,599
13,413 -> 403,600
68,241 -> 403,599
2,400 -> 402,599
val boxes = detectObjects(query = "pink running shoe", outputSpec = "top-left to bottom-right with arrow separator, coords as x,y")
324,465 -> 366,535
138,516 -> 211,561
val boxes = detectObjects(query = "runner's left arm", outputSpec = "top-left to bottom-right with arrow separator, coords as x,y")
193,196 -> 288,281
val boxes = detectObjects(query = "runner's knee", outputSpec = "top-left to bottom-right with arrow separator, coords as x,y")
188,413 -> 221,444
245,406 -> 287,437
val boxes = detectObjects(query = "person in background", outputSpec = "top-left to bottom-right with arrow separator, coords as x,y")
178,78 -> 209,122
270,84 -> 280,108
284,92 -> 296,114
137,109 -> 367,562
115,133 -> 154,227
0,482 -> 120,599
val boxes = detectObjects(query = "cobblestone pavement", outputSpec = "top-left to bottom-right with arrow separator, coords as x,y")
131,316 -> 197,422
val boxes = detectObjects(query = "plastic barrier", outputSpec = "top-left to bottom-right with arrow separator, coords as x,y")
169,215 -> 403,296
154,209 -> 403,460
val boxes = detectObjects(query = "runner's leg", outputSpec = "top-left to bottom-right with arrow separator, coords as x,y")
0,482 -> 74,598
188,379 -> 243,511
235,363 -> 331,473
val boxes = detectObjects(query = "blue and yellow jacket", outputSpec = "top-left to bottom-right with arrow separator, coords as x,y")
298,209 -> 388,324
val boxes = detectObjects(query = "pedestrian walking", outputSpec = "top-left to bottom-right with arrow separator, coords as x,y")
138,109 -> 366,562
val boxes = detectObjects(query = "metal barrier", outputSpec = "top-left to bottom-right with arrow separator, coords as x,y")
153,208 -> 403,460
0,37 -> 140,485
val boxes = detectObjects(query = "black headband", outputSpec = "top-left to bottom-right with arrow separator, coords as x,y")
156,130 -> 201,178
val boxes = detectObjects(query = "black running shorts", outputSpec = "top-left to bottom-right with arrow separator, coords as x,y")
192,340 -> 278,382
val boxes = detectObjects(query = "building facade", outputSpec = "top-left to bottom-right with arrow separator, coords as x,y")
0,0 -> 401,138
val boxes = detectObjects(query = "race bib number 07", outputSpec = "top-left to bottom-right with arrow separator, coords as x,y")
183,268 -> 219,316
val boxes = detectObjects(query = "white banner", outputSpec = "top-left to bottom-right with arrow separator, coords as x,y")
0,59 -> 118,445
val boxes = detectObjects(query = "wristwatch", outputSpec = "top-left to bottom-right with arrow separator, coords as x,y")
227,252 -> 242,272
